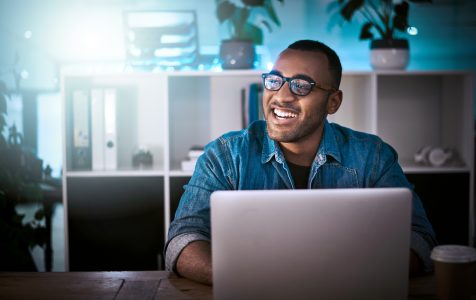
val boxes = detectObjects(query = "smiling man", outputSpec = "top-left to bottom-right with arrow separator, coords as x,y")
165,40 -> 437,285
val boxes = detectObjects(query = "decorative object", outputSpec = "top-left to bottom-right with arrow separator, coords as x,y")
370,38 -> 409,70
132,147 -> 153,168
216,0 -> 284,69
414,145 -> 454,167
329,0 -> 432,70
124,10 -> 199,70
219,39 -> 256,70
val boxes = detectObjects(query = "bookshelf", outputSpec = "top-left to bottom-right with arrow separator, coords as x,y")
61,70 -> 474,270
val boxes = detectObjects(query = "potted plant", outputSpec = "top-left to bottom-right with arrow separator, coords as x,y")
0,80 -> 47,271
329,0 -> 432,69
216,0 -> 284,69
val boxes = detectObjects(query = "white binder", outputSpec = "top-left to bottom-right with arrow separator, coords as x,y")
91,89 -> 105,170
104,89 -> 117,170
72,90 -> 91,169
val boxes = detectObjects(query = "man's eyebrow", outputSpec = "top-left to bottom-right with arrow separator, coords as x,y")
269,70 -> 316,82
269,70 -> 316,83
292,73 -> 315,82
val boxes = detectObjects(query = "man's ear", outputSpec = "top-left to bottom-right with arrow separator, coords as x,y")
326,90 -> 342,115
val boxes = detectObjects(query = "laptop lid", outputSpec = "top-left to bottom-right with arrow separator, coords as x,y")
211,188 -> 412,300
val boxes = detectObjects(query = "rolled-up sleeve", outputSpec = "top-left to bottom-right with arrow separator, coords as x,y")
165,232 -> 210,272
164,139 -> 233,274
411,230 -> 436,272
371,141 -> 438,272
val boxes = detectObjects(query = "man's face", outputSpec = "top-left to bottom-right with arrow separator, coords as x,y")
262,48 -> 340,144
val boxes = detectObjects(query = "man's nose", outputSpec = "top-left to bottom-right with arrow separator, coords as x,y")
274,82 -> 296,102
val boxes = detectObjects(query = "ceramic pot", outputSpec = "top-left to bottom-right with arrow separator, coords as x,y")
370,39 -> 409,70
219,39 -> 256,70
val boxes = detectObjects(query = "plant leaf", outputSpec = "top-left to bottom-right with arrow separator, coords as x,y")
242,23 -> 263,44
359,22 -> 374,40
34,209 -> 45,221
13,213 -> 25,225
261,19 -> 272,33
0,115 -> 6,133
19,183 -> 43,202
0,93 -> 6,115
232,7 -> 250,38
326,1 -> 341,14
340,0 -> 365,21
0,80 -> 7,93
393,1 -> 409,31
216,1 -> 236,23
242,0 -> 265,7
263,0 -> 281,27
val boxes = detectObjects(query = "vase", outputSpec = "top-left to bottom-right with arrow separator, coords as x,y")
219,39 -> 256,70
370,39 -> 409,70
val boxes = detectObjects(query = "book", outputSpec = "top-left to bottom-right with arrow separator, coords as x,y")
181,145 -> 204,171
248,83 -> 260,124
188,145 -> 204,159
241,82 -> 264,129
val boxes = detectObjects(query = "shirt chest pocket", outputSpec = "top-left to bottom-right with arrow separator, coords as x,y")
314,163 -> 359,188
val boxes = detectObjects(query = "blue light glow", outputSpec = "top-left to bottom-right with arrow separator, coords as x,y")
407,26 -> 418,36
24,30 -> 32,39
266,62 -> 274,71
20,70 -> 29,79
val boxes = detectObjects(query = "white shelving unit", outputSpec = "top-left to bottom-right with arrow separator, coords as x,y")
61,70 -> 474,270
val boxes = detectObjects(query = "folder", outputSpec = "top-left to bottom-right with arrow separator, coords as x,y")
72,90 -> 91,170
104,89 -> 117,170
91,89 -> 105,170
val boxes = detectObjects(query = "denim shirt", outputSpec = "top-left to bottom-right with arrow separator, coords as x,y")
165,119 -> 437,272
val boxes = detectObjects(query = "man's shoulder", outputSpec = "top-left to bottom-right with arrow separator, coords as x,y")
328,122 -> 398,162
329,122 -> 383,145
205,120 -> 266,150
218,120 -> 265,144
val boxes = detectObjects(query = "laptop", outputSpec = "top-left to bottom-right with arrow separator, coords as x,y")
210,188 -> 412,300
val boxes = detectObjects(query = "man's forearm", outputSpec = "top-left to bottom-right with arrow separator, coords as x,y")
409,249 -> 423,277
176,240 -> 213,285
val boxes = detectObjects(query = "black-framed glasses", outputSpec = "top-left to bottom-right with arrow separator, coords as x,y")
261,73 -> 336,96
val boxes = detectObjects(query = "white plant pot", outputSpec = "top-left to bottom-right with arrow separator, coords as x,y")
370,39 -> 409,70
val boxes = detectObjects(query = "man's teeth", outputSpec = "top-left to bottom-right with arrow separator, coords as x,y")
274,108 -> 297,118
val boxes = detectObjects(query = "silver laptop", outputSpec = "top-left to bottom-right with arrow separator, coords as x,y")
211,188 -> 412,300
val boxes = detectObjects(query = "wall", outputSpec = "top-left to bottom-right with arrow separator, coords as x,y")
1,0 -> 475,78
0,0 -> 475,160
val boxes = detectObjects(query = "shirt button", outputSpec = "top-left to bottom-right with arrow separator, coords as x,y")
317,153 -> 326,164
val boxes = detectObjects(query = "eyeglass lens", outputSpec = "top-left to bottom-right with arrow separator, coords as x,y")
263,74 -> 313,96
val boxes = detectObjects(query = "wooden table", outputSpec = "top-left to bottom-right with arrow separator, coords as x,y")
0,271 -> 437,299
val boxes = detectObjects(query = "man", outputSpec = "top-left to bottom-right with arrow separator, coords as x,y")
165,40 -> 437,285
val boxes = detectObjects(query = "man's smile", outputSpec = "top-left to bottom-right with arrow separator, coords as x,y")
273,108 -> 297,119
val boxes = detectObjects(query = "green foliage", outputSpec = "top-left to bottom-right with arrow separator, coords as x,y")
216,0 -> 284,45
329,0 -> 432,41
0,80 -> 47,271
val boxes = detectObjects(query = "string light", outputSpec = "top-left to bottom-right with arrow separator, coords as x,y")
24,30 -> 33,39
407,26 -> 418,36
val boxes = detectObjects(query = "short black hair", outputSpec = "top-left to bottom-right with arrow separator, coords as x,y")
287,40 -> 342,89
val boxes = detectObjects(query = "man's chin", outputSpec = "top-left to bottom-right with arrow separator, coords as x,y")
267,129 -> 299,143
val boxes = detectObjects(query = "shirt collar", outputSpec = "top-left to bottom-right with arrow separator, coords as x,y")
261,119 -> 342,165
316,119 -> 342,165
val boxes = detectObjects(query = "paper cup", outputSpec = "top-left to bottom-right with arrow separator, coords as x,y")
431,245 -> 476,300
